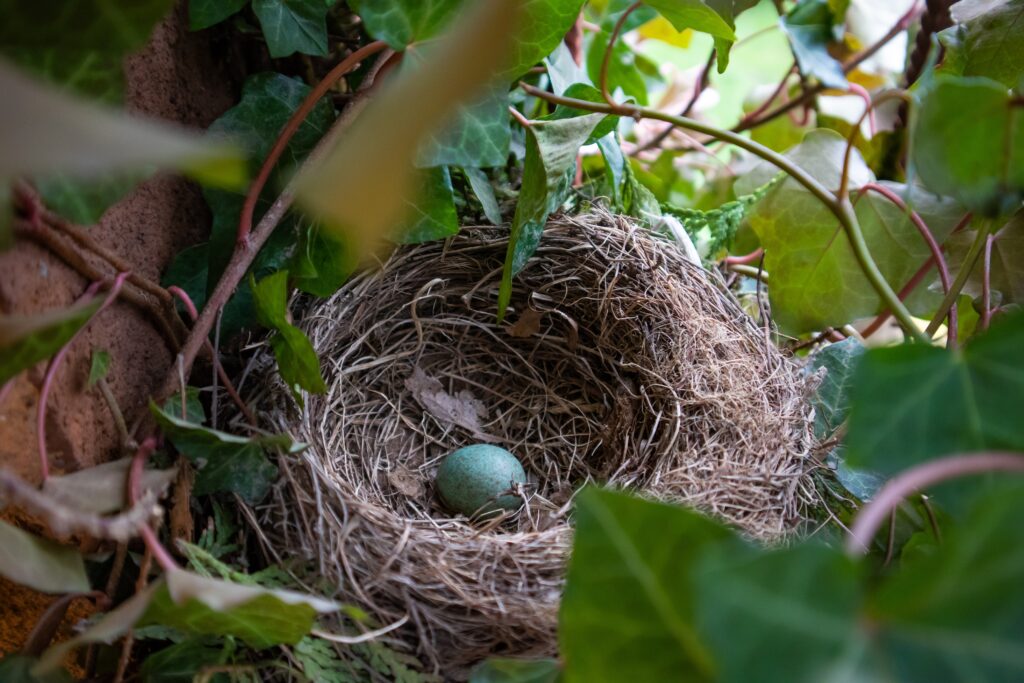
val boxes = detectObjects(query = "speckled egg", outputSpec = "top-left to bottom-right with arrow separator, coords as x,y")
436,445 -> 527,519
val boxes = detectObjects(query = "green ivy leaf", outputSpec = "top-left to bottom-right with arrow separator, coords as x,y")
868,483 -> 1024,680
808,338 -> 866,440
0,298 -> 101,385
416,81 -> 511,168
738,129 -> 962,334
150,402 -> 291,503
647,0 -> 751,71
780,0 -> 848,89
0,0 -> 173,101
910,75 -> 1024,216
470,658 -> 561,683
290,223 -> 357,297
463,167 -> 504,225
939,0 -> 1024,88
845,312 -> 1024,477
251,271 -> 327,397
86,348 -> 111,388
138,636 -> 229,682
586,30 -> 649,105
252,0 -> 331,58
392,166 -> 460,243
546,83 -> 621,144
0,520 -> 90,594
694,543 -> 865,683
190,0 -> 250,30
497,113 -> 605,319
560,488 -> 736,682
944,209 -> 1024,305
34,172 -> 144,225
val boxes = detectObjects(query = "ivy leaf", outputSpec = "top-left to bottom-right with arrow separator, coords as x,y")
391,166 -> 460,243
694,543 -> 865,683
416,81 -> 511,168
42,457 -> 177,515
138,636 -> 229,682
0,0 -> 173,101
297,0 -> 519,255
868,483 -> 1024,680
252,270 -> 327,397
586,30 -> 649,105
944,209 -> 1024,305
139,569 -> 339,649
162,242 -> 210,319
470,658 -> 561,683
808,337 -> 866,440
34,172 -> 143,225
910,75 -> 1024,217
0,62 -> 244,189
647,0 -> 754,71
351,0 -> 461,48
546,84 -> 621,144
190,0 -> 250,30
463,167 -> 504,225
939,0 -> 1024,88
86,349 -> 111,388
497,113 -> 605,319
290,223 -> 357,297
0,298 -> 101,385
150,402 -> 292,503
780,0 -> 848,89
252,0 -> 331,57
0,520 -> 91,594
560,488 -> 736,682
738,129 -> 962,334
845,312 -> 1024,477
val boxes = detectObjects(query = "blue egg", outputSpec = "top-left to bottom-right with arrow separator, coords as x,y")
436,444 -> 527,518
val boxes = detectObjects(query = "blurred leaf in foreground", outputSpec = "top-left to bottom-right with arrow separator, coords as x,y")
0,298 -> 101,385
0,520 -> 91,594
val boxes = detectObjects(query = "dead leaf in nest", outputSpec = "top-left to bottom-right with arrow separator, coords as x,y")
387,465 -> 424,499
404,367 -> 493,440
507,307 -> 544,338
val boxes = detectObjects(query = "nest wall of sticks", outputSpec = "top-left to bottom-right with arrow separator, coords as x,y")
249,210 -> 817,675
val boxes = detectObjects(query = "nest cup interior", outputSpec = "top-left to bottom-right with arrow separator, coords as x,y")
254,212 -> 815,671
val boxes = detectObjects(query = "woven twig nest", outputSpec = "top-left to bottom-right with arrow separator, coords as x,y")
251,211 -> 816,675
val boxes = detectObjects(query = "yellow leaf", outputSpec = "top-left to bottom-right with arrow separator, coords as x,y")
637,16 -> 692,48
296,0 -> 520,257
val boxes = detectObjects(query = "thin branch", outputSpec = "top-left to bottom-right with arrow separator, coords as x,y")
237,41 -> 388,245
839,90 -> 911,200
925,220 -> 991,338
97,377 -> 132,449
520,82 -> 929,342
599,1 -> 642,106
855,182 -> 956,346
723,247 -> 764,266
728,263 -> 770,282
980,233 -> 995,331
846,452 -> 1024,554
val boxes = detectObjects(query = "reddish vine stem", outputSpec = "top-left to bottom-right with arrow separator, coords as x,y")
166,286 -> 256,425
599,1 -> 642,106
37,272 -> 129,480
980,234 -> 995,330
734,3 -> 922,133
237,40 -> 388,246
838,90 -> 911,200
127,437 -> 179,572
153,47 -> 387,410
723,247 -> 764,266
856,182 -> 956,346
846,452 -> 1024,554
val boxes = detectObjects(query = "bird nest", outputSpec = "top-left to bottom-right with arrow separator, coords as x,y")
249,210 -> 817,676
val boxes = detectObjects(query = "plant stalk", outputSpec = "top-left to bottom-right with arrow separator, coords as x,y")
925,220 -> 990,338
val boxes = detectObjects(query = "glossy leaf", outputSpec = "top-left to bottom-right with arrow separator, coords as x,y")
910,76 -> 1024,216
42,457 -> 178,515
546,83 -> 621,144
297,0 -> 519,255
0,520 -> 90,594
497,112 -> 605,319
150,402 -> 288,503
139,569 -> 339,649
290,223 -> 357,297
939,0 -> 1024,88
392,166 -> 460,243
560,488 -> 735,682
0,298 -> 100,385
868,483 -> 1024,681
0,0 -> 173,101
738,130 -> 962,334
190,0 -> 250,30
845,312 -> 1024,476
645,0 -> 737,43
252,270 -> 327,396
351,0 -> 461,48
780,0 -> 848,89
808,338 -> 866,439
471,658 -> 561,683
252,0 -> 330,58
586,30 -> 649,105
416,82 -> 511,168
464,167 -> 504,225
